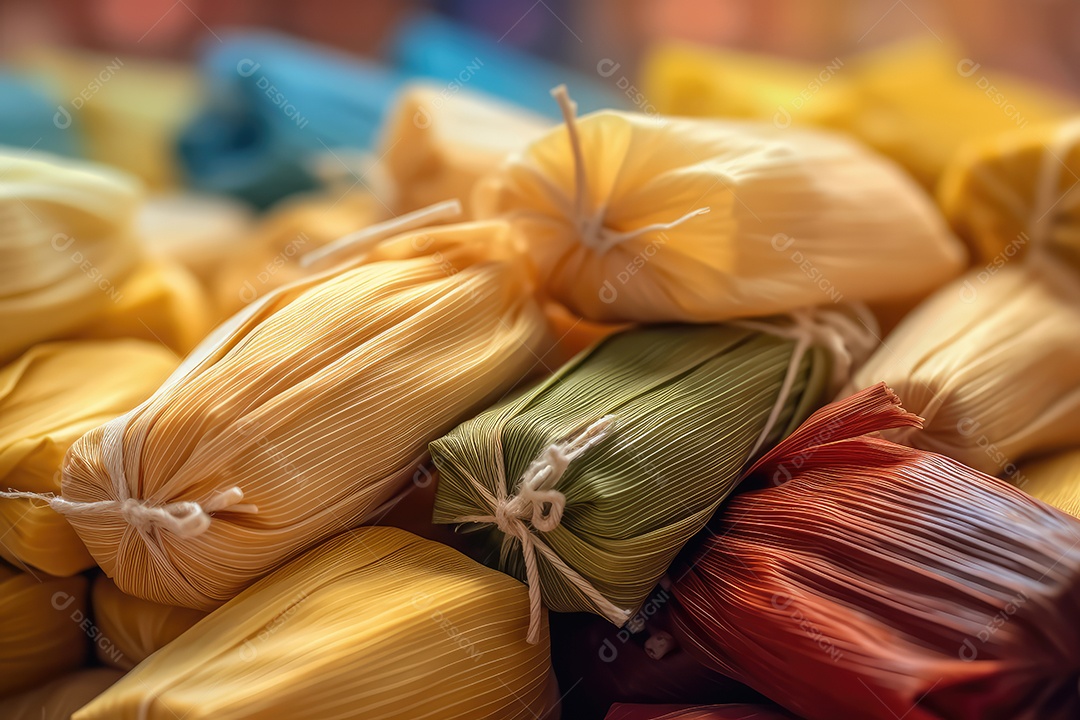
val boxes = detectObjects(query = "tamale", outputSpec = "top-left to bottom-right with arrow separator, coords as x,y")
214,189 -> 388,315
0,340 -> 177,576
0,562 -> 89,697
1015,448 -> 1080,518
54,221 -> 549,610
473,87 -> 964,324
92,575 -> 207,670
846,262 -> 1080,475
0,149 -> 142,360
642,39 -> 1077,190
939,118 -> 1080,269
641,43 -> 856,131
848,39 -> 1077,189
377,84 -> 549,215
0,668 -> 124,720
606,704 -> 795,720
671,384 -> 1080,720
433,311 -> 875,641
76,527 -> 560,720
77,259 -> 214,355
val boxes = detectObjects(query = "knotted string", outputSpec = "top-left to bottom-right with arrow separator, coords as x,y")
549,85 -> 710,256
734,306 -> 879,461
0,486 -> 255,538
455,415 -> 630,643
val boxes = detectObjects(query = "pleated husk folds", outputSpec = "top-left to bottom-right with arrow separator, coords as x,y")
59,220 -> 549,610
431,312 -> 881,641
605,704 -> 795,720
671,383 -> 1080,720
0,340 -> 178,576
377,84 -> 550,215
846,261 -> 1080,474
939,117 -> 1080,269
0,562 -> 90,697
472,87 -> 965,323
0,668 -> 124,720
1016,448 -> 1080,518
76,527 -> 560,720
0,148 -> 142,361
92,575 -> 207,670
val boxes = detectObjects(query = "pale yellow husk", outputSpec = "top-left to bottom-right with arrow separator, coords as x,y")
846,261 -> 1080,475
0,562 -> 89,697
1016,448 -> 1080,519
0,668 -> 124,720
61,221 -> 550,610
75,527 -> 560,720
0,340 -> 177,576
474,94 -> 964,324
92,575 -> 207,670
0,149 -> 142,361
378,84 -> 550,215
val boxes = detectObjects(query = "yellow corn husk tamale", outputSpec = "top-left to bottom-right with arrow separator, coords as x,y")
378,84 -> 550,215
91,575 -> 207,670
939,118 -> 1080,269
0,149 -> 142,361
214,189 -> 388,315
21,50 -> 199,189
56,220 -> 549,610
642,40 -> 1077,191
846,261 -> 1080,475
641,43 -> 857,131
76,259 -> 214,355
76,527 -> 560,720
136,193 -> 255,289
0,668 -> 124,720
0,340 -> 177,576
473,87 -> 964,324
848,39 -> 1077,189
0,562 -> 89,697
1016,449 -> 1080,518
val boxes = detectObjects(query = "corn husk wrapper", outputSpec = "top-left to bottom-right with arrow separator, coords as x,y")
641,43 -> 857,131
77,259 -> 214,355
1015,448 -> 1080,518
551,584 -> 757,719
0,149 -> 142,361
378,84 -> 550,215
939,118 -> 1080,269
92,575 -> 207,670
58,220 -> 549,610
606,704 -> 795,720
671,384 -> 1080,720
642,40 -> 1077,190
473,89 -> 964,324
214,189 -> 388,315
0,563 -> 89,697
431,313 -> 878,641
848,40 -> 1077,189
0,340 -> 177,576
136,193 -> 255,288
0,668 -> 124,720
846,262 -> 1080,474
76,526 -> 559,720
